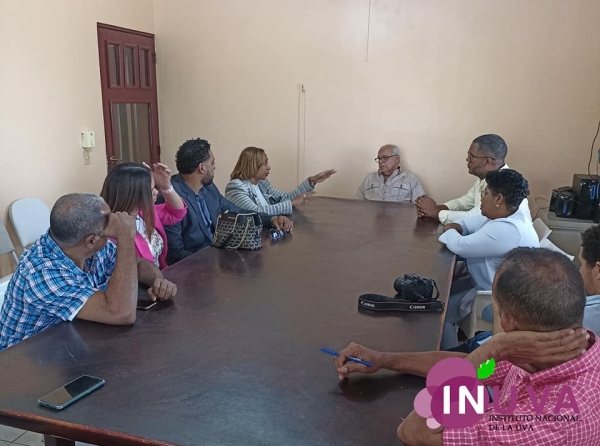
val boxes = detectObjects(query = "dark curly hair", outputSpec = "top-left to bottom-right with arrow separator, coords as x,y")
485,169 -> 529,211
581,225 -> 600,267
175,138 -> 211,174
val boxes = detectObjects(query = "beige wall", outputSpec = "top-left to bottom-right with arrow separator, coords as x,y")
2,0 -> 599,276
0,0 -> 154,274
154,0 -> 600,206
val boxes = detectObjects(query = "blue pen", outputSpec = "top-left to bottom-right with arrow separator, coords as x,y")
320,347 -> 374,367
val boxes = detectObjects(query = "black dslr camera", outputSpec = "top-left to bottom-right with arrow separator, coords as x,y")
359,273 -> 443,312
393,274 -> 438,303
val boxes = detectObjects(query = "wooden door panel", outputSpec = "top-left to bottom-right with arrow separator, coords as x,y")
97,23 -> 160,169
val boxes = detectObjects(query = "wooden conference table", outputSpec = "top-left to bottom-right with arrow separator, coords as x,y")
0,197 -> 455,446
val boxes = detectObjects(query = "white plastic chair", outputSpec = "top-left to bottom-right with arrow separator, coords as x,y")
540,238 -> 575,261
0,277 -> 10,309
532,218 -> 552,242
458,291 -> 493,339
9,198 -> 50,248
0,221 -> 18,308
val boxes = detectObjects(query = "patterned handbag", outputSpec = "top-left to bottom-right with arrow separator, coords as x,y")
211,211 -> 263,250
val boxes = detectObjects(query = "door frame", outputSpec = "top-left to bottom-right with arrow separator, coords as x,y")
97,23 -> 160,170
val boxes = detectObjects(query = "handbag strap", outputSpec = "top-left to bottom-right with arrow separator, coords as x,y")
228,215 -> 252,250
213,212 -> 258,249
216,232 -> 235,249
216,214 -> 251,250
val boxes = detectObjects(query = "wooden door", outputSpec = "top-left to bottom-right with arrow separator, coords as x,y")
97,23 -> 160,169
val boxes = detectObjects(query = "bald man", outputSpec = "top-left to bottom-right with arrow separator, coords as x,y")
356,144 -> 424,203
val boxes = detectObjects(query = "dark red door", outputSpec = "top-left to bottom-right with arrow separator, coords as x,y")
97,23 -> 160,170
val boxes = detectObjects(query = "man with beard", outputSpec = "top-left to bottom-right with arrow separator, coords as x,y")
161,138 -> 293,265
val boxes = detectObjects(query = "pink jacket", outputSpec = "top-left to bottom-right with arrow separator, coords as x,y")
136,203 -> 187,269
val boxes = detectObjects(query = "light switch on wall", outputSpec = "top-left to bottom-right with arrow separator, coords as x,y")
81,131 -> 95,149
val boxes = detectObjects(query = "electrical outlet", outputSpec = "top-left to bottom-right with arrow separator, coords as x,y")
83,150 -> 91,165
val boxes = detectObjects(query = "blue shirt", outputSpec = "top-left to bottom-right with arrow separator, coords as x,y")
583,294 -> 600,336
0,232 -> 117,350
196,188 -> 214,239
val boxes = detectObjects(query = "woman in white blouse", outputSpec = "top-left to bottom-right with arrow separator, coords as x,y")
224,147 -> 336,216
438,169 -> 539,350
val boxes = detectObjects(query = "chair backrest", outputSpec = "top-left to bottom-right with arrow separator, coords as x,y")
9,198 -> 50,248
0,221 -> 18,265
532,218 -> 552,242
0,276 -> 11,309
540,238 -> 575,262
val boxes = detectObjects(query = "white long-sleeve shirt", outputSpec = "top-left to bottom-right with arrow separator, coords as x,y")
438,208 -> 539,295
438,165 -> 531,224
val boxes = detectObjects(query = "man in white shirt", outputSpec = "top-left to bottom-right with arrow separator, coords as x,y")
415,134 -> 530,224
356,144 -> 425,203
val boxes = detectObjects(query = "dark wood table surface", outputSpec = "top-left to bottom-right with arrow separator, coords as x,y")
0,197 -> 455,446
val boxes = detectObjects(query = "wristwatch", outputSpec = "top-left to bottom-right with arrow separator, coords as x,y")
161,184 -> 175,194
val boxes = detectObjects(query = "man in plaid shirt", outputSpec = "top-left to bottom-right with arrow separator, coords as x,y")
334,248 -> 599,445
0,193 -> 177,351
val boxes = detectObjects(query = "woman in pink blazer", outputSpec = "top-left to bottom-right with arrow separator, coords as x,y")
101,162 -> 187,269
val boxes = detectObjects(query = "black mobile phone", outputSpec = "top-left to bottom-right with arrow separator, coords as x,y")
137,299 -> 158,310
38,375 -> 105,410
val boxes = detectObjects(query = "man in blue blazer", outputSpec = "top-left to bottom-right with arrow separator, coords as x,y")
160,138 -> 293,265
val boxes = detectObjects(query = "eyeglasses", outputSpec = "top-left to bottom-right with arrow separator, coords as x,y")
467,151 -> 495,161
375,155 -> 398,163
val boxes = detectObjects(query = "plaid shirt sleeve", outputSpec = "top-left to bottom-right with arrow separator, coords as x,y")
104,240 -> 117,276
23,241 -> 117,322
482,360 -> 512,387
23,267 -> 98,321
443,416 -> 569,446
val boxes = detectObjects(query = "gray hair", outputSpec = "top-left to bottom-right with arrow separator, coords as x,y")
495,248 -> 585,331
380,144 -> 401,157
473,134 -> 507,160
50,193 -> 107,246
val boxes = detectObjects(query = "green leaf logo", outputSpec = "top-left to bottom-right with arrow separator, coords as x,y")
477,358 -> 496,380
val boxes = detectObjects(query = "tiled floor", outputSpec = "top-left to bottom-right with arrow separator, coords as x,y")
0,425 -> 93,446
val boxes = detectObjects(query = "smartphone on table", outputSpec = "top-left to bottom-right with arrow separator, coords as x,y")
137,299 -> 158,310
38,375 -> 105,410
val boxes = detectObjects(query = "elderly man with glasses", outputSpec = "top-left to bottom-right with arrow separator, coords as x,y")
415,134 -> 530,224
356,144 -> 425,203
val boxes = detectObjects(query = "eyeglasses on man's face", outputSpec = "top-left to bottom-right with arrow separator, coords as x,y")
467,151 -> 495,162
375,154 -> 398,164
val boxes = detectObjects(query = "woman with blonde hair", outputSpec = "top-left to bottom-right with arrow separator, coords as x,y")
225,147 -> 336,216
